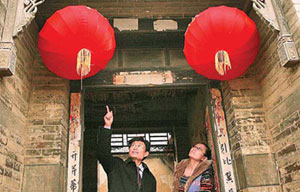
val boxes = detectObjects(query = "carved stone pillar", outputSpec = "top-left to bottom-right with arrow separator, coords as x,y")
251,0 -> 299,67
14,0 -> 45,36
0,0 -> 18,76
0,42 -> 16,76
271,0 -> 299,67
0,0 -> 45,77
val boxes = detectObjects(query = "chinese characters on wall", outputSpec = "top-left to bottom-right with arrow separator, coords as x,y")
210,88 -> 237,192
67,93 -> 82,192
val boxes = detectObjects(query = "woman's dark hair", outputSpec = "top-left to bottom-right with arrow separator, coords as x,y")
198,142 -> 212,160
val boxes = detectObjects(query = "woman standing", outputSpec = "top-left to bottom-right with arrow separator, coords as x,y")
173,143 -> 214,192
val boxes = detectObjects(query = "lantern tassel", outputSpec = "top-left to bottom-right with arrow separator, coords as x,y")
215,50 -> 231,76
77,48 -> 91,77
77,48 -> 91,90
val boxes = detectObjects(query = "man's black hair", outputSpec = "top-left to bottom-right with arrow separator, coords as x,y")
128,137 -> 151,152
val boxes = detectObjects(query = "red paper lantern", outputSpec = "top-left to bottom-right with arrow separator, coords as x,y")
38,5 -> 115,80
184,6 -> 260,80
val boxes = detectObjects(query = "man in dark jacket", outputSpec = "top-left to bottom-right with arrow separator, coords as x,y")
97,106 -> 156,192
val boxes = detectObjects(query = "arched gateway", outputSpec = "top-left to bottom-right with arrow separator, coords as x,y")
1,1 -> 300,192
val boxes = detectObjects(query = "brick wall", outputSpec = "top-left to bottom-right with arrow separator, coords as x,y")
22,52 -> 70,191
1,9 -> 70,191
261,0 -> 300,191
221,1 -> 300,191
24,52 -> 69,165
0,22 -> 37,191
220,8 -> 280,192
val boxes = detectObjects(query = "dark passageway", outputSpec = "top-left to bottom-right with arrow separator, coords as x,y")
82,86 -> 207,191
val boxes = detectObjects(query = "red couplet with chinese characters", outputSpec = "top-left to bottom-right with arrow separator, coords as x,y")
184,6 -> 260,80
38,5 -> 115,80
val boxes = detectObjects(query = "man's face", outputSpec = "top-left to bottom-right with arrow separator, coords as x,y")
129,141 -> 149,161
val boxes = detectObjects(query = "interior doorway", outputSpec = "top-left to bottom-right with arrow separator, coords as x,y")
82,85 -> 212,191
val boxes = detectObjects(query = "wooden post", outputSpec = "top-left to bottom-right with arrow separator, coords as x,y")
67,93 -> 84,192
209,88 -> 237,192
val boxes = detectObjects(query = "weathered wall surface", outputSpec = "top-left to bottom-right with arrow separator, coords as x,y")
261,1 -> 300,191
1,12 -> 70,191
221,9 -> 279,192
221,1 -> 300,191
0,20 -> 37,192
2,1 -> 300,192
22,52 -> 70,192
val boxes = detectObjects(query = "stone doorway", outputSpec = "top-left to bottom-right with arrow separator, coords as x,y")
82,85 -> 212,191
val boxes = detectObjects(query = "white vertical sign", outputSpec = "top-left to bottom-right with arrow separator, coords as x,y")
67,93 -> 82,192
210,88 -> 237,192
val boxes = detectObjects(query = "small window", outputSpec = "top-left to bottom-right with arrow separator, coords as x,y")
111,132 -> 173,153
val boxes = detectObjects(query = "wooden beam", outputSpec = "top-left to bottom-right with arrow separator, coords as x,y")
85,111 -> 187,123
85,96 -> 189,109
71,68 -> 209,92
112,127 -> 172,134
115,31 -> 184,49
85,120 -> 187,129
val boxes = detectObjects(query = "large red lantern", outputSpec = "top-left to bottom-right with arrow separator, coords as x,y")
38,5 -> 115,80
184,6 -> 260,80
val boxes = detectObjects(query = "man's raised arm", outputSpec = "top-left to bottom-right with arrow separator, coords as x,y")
97,105 -> 114,173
